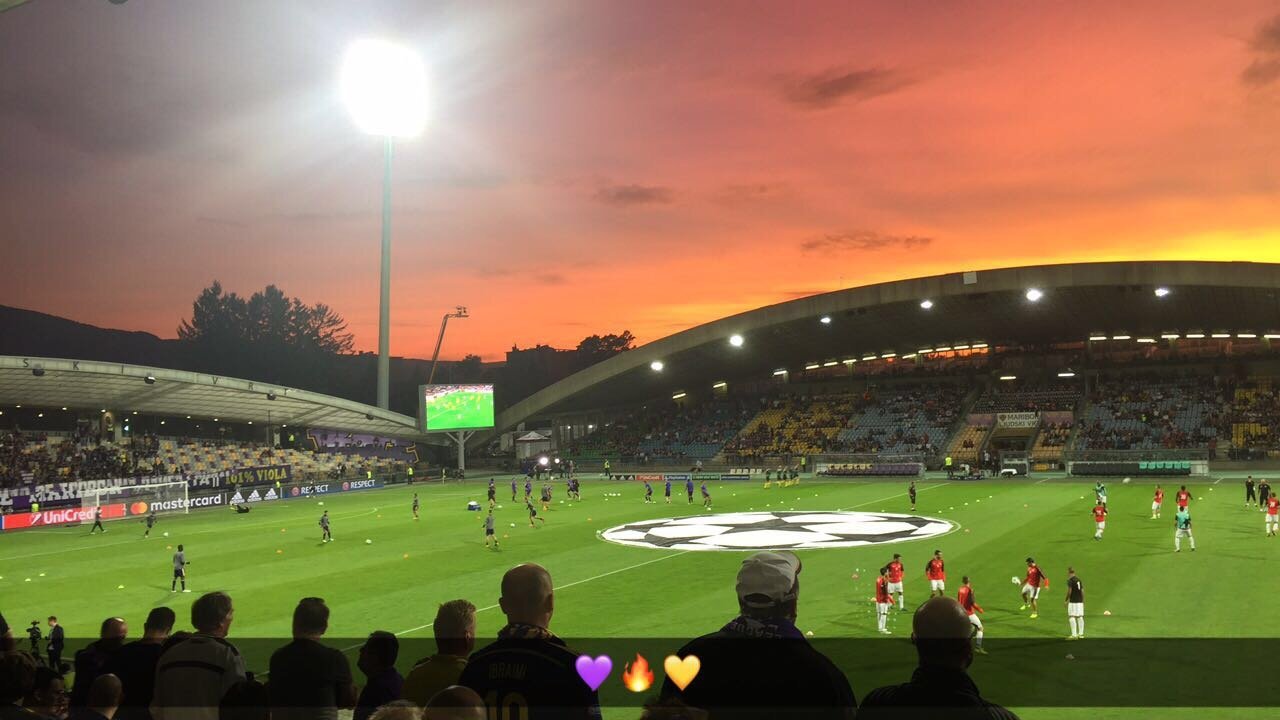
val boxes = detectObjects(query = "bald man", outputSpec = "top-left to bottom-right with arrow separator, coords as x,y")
70,673 -> 123,720
424,686 -> 485,720
859,597 -> 1019,719
458,564 -> 601,720
71,617 -> 128,708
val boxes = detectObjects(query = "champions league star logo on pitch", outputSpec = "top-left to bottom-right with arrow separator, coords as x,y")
601,511 -> 955,551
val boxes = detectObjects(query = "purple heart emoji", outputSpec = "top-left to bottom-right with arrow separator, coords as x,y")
574,654 -> 612,691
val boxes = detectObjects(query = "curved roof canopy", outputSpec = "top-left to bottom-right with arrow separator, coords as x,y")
489,260 -> 1280,439
0,356 -> 422,438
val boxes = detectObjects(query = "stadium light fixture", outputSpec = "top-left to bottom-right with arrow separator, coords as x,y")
588,424 -> 595,429
1112,334 -> 1131,341
650,360 -> 665,372
101,409 -> 106,413
538,456 -> 549,466
1161,333 -> 1180,339
934,346 -> 952,353
1238,333 -> 1257,339
772,369 -> 788,376
248,421 -> 254,425
160,420 -> 166,425
728,334 -> 744,347
902,353 -> 918,359
805,363 -> 821,370
1057,371 -> 1076,378
999,375 -> 1017,381
1136,337 -> 1156,343
819,316 -> 832,325
920,299 -> 934,309
972,342 -> 988,349
823,361 -> 838,367
1186,332 -> 1205,339
132,411 -> 138,415
1211,332 -> 1230,338
186,415 -> 192,419
953,344 -> 970,350
1025,288 -> 1044,302
918,348 -> 935,354
713,381 -> 727,389
14,405 -> 20,408
842,359 -> 857,365
880,352 -> 897,358
672,392 -> 687,400
1265,334 -> 1280,340
861,354 -> 877,361
1089,334 -> 1108,341
1154,287 -> 1171,297
341,39 -> 428,410
37,412 -> 43,418
61,407 -> 67,411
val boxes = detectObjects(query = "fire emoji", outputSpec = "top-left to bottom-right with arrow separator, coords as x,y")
621,653 -> 654,692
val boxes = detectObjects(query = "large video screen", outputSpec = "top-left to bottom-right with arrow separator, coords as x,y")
420,384 -> 495,432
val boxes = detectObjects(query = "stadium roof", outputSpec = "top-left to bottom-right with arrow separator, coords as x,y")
484,260 -> 1280,440
0,356 -> 422,438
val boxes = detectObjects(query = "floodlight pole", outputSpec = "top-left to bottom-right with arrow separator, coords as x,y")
376,136 -> 394,410
428,306 -> 469,385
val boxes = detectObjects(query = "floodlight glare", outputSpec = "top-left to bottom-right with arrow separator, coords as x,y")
1154,287 -> 1170,297
650,360 -> 664,372
728,334 -> 744,347
999,375 -> 1017,381
920,299 -> 934,309
819,316 -> 832,324
341,39 -> 428,138
1025,288 -> 1044,302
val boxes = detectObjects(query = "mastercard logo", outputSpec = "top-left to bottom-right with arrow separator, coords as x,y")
131,502 -> 150,515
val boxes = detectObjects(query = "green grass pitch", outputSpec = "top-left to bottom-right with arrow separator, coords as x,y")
1,475 -> 1271,719
425,389 -> 494,431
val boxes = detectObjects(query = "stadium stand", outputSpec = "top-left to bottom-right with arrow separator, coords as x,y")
1076,376 -> 1222,450
833,384 -> 966,455
1030,421 -> 1073,463
1226,377 -> 1280,451
946,423 -> 991,466
970,381 -> 1081,413
569,399 -> 754,462
722,393 -> 855,459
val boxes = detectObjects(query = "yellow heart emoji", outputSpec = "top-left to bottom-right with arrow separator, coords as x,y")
663,654 -> 701,691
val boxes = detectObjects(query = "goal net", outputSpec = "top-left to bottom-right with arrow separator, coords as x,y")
80,481 -> 190,522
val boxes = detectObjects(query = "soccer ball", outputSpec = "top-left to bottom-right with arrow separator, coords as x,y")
1123,477 -> 1131,484
510,523 -> 516,528
365,539 -> 372,545
1011,576 -> 1020,585
163,532 -> 169,537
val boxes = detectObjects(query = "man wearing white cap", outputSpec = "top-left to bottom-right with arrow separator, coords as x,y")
659,550 -> 856,719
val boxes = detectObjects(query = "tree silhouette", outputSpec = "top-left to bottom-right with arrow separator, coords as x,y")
178,282 -> 353,353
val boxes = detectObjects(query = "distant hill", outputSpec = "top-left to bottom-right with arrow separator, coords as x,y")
0,304 -> 180,365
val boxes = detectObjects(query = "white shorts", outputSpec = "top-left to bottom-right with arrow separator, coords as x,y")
876,602 -> 891,615
1097,494 -> 1107,504
1068,602 -> 1084,617
968,613 -> 983,630
887,582 -> 903,594
1152,501 -> 1162,511
1176,528 -> 1193,538
1267,515 -> 1278,526
1096,521 -> 1106,530
930,579 -> 946,592
1021,584 -> 1040,599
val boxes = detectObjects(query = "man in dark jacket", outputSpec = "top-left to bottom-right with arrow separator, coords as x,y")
859,596 -> 1020,719
659,551 -> 856,719
70,618 -> 127,708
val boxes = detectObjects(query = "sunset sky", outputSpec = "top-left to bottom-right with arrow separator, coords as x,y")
2,1 -> 1279,360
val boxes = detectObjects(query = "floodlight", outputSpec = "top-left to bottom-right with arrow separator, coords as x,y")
341,39 -> 428,138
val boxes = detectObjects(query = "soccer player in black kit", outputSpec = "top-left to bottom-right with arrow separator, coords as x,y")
1260,478 -> 1272,511
171,544 -> 189,593
89,506 -> 105,534
908,480 -> 917,511
143,508 -> 157,538
413,493 -> 421,520
1246,476 -> 1257,508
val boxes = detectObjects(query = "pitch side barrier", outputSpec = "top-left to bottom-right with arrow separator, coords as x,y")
816,462 -> 924,478
0,477 -> 387,532
1068,460 -> 1206,477
606,472 -> 752,482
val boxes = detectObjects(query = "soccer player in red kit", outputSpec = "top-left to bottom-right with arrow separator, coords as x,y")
874,566 -> 893,634
885,553 -> 905,610
1020,557 -> 1045,618
1266,495 -> 1279,537
925,549 -> 946,597
1176,485 -> 1192,510
1151,485 -> 1165,519
957,576 -> 987,654
1092,502 -> 1108,540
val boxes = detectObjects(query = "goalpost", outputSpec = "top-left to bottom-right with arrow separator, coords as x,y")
80,481 -> 190,522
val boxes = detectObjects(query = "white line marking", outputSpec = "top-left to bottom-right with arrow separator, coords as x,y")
836,482 -> 952,512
